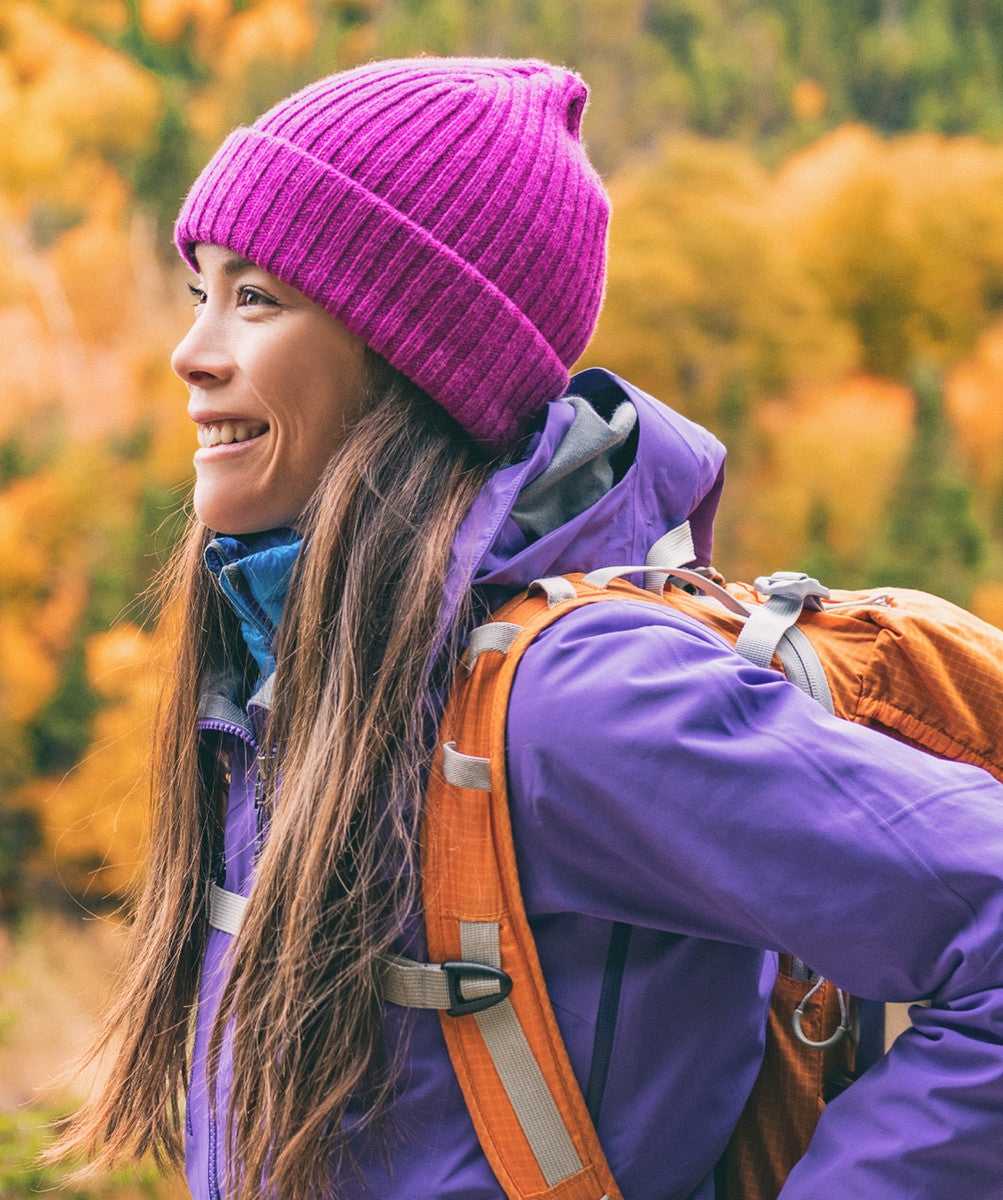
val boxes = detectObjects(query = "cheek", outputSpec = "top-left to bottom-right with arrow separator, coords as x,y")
271,384 -> 359,509
279,360 -> 366,455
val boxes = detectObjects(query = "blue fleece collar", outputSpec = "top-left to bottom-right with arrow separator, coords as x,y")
205,528 -> 301,680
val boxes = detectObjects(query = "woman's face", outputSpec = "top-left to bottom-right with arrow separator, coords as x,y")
171,243 -> 368,535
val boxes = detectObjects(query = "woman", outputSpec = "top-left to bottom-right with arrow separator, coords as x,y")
63,58 -> 1003,1200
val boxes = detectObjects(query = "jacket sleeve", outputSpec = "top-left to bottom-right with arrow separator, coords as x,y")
503,598 -> 1003,1199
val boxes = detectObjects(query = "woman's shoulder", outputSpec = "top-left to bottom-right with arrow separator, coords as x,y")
502,587 -> 780,721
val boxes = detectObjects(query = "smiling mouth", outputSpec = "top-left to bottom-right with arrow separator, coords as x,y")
197,420 -> 269,448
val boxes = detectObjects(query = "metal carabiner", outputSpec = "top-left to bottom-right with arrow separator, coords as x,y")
792,976 -> 853,1050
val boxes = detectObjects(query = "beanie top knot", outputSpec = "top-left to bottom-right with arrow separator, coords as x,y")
174,56 -> 610,449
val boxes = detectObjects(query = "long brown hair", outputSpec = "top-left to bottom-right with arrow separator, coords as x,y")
55,353 -> 499,1198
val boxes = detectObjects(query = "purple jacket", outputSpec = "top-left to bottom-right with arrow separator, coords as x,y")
187,370 -> 1003,1199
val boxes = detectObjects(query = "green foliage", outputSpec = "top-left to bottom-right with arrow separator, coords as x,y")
87,471 -> 188,634
798,499 -> 843,588
868,364 -> 985,601
0,1107 -> 172,1198
115,0 -> 207,82
26,642 -> 101,775
363,0 -> 1003,167
131,103 -> 199,237
0,442 -> 30,490
0,715 -> 32,803
628,0 -> 1003,152
0,411 -> 64,492
0,806 -> 42,918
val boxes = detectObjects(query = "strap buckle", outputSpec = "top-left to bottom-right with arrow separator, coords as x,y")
753,571 -> 830,610
442,960 -> 513,1017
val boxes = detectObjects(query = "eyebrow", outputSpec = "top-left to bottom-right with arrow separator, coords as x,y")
220,253 -> 257,276
192,250 -> 259,277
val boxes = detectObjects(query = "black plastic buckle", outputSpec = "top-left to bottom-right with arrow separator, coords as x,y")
442,960 -> 513,1017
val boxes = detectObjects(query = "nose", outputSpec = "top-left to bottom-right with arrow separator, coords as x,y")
171,312 -> 233,388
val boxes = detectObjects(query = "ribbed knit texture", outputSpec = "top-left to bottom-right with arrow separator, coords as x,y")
174,57 -> 610,449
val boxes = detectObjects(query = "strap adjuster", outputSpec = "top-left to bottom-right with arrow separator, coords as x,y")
442,960 -> 513,1016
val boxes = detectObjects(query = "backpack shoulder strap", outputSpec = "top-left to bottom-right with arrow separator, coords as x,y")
384,574 -> 654,1200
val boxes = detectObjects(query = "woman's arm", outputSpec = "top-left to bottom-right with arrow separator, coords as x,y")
505,598 -> 1003,1198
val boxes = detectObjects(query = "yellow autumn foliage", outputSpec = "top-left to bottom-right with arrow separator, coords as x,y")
21,625 -> 161,899
48,172 -> 140,346
0,308 -> 61,438
791,79 -> 827,122
222,0 -> 319,75
0,472 -> 71,606
45,0 -> 130,37
971,580 -> 1003,630
0,452 -> 127,730
777,125 -> 1003,376
0,1 -> 159,199
585,133 -> 858,425
140,0 -> 231,46
733,375 -> 914,575
0,613 -> 60,726
946,320 -> 1003,495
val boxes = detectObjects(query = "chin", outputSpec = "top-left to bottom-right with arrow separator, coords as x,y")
195,493 -> 263,536
195,500 -> 297,536
193,475 -> 306,534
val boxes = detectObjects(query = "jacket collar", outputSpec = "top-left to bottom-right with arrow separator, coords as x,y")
204,527 -> 301,681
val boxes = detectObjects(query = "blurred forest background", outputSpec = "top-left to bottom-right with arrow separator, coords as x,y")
5,0 -> 1003,1192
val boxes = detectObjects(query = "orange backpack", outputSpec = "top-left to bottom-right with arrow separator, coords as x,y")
376,551 -> 1003,1200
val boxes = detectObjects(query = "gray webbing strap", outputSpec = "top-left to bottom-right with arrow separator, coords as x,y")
459,921 -> 585,1188
442,741 -> 491,792
774,628 -> 836,714
466,622 -> 521,671
735,596 -> 803,669
379,954 -> 451,1009
643,522 -> 696,594
582,563 -> 752,621
529,576 -> 578,607
657,567 -> 751,616
208,883 -> 247,936
733,572 -> 835,713
734,573 -> 830,668
582,564 -> 650,590
377,953 -> 502,1010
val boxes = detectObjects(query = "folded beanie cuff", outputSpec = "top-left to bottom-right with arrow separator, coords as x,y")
175,127 -> 570,449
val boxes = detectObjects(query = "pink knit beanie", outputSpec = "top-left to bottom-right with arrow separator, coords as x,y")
174,57 -> 610,449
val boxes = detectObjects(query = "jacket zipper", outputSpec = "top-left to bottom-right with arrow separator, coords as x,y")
584,921 -> 632,1124
207,1108 -> 223,1200
196,717 -> 260,1200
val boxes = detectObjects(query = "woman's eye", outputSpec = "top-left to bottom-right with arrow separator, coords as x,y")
187,283 -> 206,308
238,286 -> 276,308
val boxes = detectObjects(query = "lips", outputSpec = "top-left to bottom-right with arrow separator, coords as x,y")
196,419 -> 268,448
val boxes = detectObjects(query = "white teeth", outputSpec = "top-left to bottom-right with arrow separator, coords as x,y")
197,421 -> 266,448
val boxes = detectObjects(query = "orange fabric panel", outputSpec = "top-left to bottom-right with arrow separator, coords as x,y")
423,583 -> 625,1200
724,958 -> 856,1200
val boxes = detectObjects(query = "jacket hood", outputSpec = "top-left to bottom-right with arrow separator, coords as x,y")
449,368 -> 726,612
